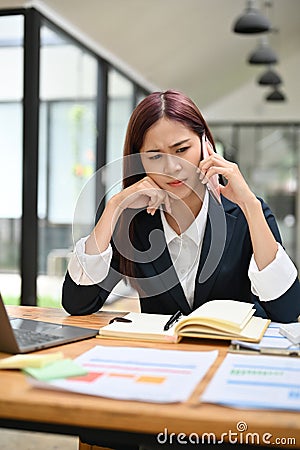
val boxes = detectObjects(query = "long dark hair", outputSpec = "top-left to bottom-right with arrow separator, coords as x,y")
116,90 -> 216,284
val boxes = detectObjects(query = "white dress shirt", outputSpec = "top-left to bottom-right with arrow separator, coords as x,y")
68,190 -> 297,304
159,190 -> 209,307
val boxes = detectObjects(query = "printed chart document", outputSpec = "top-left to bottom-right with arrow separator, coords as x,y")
29,345 -> 218,403
201,353 -> 300,411
98,300 -> 270,344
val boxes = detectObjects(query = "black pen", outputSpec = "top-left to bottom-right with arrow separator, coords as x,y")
164,311 -> 182,331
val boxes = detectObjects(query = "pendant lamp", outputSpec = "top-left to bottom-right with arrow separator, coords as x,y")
233,0 -> 271,34
248,37 -> 278,64
265,88 -> 286,101
258,67 -> 282,86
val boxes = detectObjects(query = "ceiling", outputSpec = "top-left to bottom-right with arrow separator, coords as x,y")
1,0 -> 300,108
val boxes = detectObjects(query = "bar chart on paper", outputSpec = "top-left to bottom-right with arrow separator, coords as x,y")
30,345 -> 218,403
201,353 -> 300,411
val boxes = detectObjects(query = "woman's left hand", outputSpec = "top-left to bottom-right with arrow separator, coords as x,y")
198,139 -> 256,208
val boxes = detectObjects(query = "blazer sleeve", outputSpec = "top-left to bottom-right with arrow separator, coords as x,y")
61,245 -> 122,316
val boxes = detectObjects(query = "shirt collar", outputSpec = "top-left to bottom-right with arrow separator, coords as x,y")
160,188 -> 209,246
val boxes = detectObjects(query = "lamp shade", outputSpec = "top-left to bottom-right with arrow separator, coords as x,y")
248,44 -> 278,64
265,88 -> 286,101
258,68 -> 282,86
233,1 -> 271,34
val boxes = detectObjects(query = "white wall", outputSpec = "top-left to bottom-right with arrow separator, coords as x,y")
204,51 -> 300,123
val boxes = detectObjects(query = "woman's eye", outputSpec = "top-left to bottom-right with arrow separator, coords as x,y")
176,146 -> 190,154
149,154 -> 162,161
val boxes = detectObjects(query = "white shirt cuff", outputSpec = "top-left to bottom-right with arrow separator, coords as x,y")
68,236 -> 113,285
248,243 -> 297,302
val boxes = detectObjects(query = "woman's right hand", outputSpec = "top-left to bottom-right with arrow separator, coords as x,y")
85,177 -> 172,255
112,176 -> 172,216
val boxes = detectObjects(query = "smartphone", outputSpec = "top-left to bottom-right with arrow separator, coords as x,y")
201,134 -> 221,204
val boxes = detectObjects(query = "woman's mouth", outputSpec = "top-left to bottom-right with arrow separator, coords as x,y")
167,179 -> 186,187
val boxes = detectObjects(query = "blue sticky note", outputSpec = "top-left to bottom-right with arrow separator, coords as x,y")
23,359 -> 87,381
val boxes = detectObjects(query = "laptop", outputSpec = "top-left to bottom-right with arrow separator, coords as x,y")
0,293 -> 99,354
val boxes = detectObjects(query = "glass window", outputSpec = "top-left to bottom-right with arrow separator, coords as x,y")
135,90 -> 147,107
0,11 -> 150,309
212,124 -> 299,265
0,15 -> 23,304
38,23 -> 98,306
105,69 -> 140,309
106,69 -> 134,200
251,126 -> 297,259
210,125 -> 236,160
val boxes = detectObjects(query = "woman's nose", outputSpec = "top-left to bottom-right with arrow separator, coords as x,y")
163,155 -> 182,175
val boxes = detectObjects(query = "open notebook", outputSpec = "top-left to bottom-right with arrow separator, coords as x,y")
98,299 -> 270,344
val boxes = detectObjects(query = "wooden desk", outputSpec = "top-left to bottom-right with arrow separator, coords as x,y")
0,306 -> 299,449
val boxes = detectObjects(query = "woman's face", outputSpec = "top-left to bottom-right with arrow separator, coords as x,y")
140,117 -> 203,205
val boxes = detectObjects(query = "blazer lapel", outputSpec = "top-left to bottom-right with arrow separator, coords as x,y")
193,195 -> 237,308
135,211 -> 191,314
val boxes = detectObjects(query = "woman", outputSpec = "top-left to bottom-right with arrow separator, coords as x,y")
62,90 -> 300,323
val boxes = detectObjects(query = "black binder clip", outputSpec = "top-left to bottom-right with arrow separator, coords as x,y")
109,317 -> 132,324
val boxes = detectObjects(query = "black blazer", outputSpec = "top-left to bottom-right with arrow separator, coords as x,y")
62,195 -> 300,322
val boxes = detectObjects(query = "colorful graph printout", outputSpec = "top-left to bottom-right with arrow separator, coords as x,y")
29,345 -> 218,403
